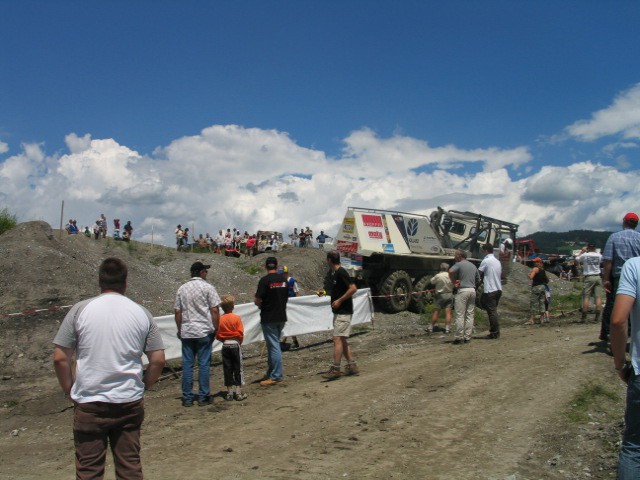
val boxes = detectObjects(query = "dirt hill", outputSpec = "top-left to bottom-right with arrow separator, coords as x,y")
0,221 -> 623,479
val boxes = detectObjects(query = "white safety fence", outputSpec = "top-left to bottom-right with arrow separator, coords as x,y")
154,288 -> 374,362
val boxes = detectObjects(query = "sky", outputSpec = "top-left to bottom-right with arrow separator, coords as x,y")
1,1 -> 640,245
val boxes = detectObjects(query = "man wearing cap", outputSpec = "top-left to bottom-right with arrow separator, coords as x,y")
175,261 -> 221,406
601,213 -> 640,341
575,243 -> 603,323
427,262 -> 453,334
254,257 -> 289,385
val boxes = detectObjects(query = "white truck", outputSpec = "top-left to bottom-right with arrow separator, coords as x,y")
335,206 -> 518,313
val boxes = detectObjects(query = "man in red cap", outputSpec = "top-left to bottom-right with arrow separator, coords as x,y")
601,212 -> 640,341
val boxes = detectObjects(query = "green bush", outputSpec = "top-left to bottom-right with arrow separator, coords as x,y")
0,208 -> 17,235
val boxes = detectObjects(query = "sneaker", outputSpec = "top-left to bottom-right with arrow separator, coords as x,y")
321,366 -> 342,380
198,397 -> 212,407
260,378 -> 284,386
425,327 -> 433,334
445,328 -> 450,334
452,339 -> 464,345
225,392 -> 235,401
235,392 -> 248,401
344,363 -> 360,376
182,400 -> 194,407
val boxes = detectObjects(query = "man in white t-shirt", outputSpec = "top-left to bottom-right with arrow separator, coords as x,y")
478,243 -> 503,339
575,243 -> 603,323
53,258 -> 165,480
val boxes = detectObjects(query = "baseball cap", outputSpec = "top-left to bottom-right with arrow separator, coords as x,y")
532,257 -> 543,263
623,212 -> 639,223
190,261 -> 211,275
265,256 -> 278,269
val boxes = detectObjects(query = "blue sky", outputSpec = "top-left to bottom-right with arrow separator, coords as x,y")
2,1 -> 640,244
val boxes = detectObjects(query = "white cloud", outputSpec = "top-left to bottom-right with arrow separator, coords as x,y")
566,83 -> 640,142
65,133 -> 92,154
0,141 -> 8,154
339,128 -> 531,174
1,124 -> 639,244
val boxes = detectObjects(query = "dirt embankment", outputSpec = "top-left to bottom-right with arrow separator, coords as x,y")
0,221 -> 624,479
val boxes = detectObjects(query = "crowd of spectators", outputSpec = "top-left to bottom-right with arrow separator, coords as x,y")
175,225 -> 259,256
173,224 -> 332,255
288,226 -> 331,249
65,214 -> 133,242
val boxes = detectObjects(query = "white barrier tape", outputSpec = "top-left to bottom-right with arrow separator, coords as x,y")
1,287 -> 433,318
1,305 -> 74,318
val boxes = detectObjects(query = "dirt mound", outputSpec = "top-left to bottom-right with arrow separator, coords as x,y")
0,222 -> 328,315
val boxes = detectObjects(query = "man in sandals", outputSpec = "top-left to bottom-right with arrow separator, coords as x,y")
319,250 -> 359,379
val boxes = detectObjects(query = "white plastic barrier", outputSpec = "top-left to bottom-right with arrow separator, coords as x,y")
154,288 -> 374,361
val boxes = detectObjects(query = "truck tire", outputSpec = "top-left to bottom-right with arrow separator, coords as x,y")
378,270 -> 413,313
408,275 -> 433,313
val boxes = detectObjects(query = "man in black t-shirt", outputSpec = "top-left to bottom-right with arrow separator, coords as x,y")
254,256 -> 289,386
318,250 -> 359,380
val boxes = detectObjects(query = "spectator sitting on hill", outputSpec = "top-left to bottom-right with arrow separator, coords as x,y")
197,234 -> 209,249
123,221 -> 133,240
66,219 -> 79,235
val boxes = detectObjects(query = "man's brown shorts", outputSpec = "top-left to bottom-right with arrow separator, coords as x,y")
333,314 -> 352,337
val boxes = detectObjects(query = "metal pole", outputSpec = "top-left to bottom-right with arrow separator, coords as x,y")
59,200 -> 64,239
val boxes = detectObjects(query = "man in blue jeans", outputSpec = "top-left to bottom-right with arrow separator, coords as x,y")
611,256 -> 640,478
175,261 -> 221,406
254,256 -> 289,386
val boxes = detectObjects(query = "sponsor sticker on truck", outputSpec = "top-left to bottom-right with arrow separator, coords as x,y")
337,240 -> 359,254
362,214 -> 383,228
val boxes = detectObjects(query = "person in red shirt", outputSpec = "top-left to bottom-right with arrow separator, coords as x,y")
215,295 -> 247,400
245,235 -> 256,257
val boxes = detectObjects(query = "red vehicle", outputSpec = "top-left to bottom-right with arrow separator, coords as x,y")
515,239 -> 539,260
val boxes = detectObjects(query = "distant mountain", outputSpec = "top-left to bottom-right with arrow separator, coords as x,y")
518,230 -> 613,254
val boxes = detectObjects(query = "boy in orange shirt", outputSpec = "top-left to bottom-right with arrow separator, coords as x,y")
216,295 -> 247,401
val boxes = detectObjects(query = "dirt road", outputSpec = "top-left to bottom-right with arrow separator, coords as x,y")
0,315 -> 623,480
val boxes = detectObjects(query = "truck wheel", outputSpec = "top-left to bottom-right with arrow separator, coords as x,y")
379,270 -> 413,313
408,275 -> 433,313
